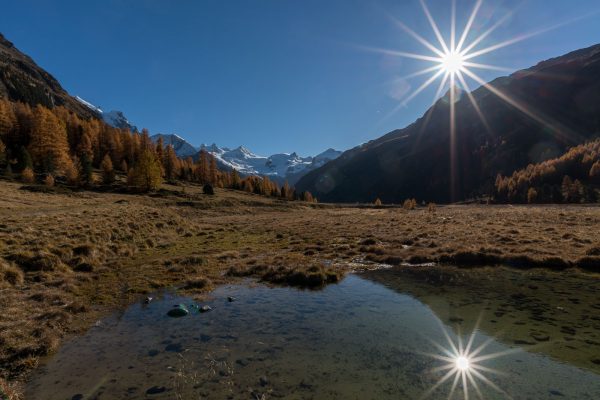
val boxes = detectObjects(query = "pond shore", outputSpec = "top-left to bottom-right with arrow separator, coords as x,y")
1,179 -> 599,398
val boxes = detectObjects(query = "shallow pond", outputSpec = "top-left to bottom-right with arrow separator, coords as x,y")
27,267 -> 600,399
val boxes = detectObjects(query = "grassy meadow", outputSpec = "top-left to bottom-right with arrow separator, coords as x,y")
1,179 -> 600,397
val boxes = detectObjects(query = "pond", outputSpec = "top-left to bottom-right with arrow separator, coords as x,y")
26,266 -> 600,399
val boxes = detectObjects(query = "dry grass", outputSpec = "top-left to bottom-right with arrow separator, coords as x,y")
0,179 -> 599,397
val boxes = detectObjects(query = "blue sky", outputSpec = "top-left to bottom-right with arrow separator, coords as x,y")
1,0 -> 599,156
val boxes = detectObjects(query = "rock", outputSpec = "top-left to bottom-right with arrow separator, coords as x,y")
144,297 -> 153,304
167,304 -> 189,318
227,296 -> 236,302
146,386 -> 167,395
530,332 -> 550,342
200,305 -> 212,313
549,389 -> 565,396
148,349 -> 159,357
560,326 -> 576,335
259,376 -> 269,386
165,343 -> 184,352
71,395 -> 84,400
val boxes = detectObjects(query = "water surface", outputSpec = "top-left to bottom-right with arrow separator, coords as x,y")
27,267 -> 600,399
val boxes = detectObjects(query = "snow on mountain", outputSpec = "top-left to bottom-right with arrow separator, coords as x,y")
150,133 -> 341,184
152,133 -> 199,158
75,96 -> 137,131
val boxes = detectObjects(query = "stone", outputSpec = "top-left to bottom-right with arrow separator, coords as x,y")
146,386 -> 167,395
200,305 -> 212,313
167,304 -> 189,317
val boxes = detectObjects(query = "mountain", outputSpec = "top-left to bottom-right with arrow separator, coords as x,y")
75,96 -> 137,131
0,33 -> 97,119
152,133 -> 198,158
296,44 -> 600,203
151,133 -> 341,184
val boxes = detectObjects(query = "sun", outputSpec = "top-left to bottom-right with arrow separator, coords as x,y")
440,51 -> 465,75
455,355 -> 470,371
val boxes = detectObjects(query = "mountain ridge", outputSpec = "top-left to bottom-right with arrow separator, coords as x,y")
151,133 -> 341,184
296,43 -> 600,203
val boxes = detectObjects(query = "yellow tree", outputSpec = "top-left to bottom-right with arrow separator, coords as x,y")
209,153 -> 218,184
101,153 -> 115,184
129,149 -> 162,192
28,105 -> 71,173
163,144 -> 179,182
0,99 -> 16,137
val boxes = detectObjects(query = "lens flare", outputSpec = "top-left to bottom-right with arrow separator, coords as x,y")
420,318 -> 521,400
455,355 -> 470,371
359,0 -> 595,199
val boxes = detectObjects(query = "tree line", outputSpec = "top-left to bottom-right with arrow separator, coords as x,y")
0,98 -> 316,201
495,139 -> 600,203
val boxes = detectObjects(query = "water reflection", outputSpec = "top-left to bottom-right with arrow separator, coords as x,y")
26,268 -> 600,400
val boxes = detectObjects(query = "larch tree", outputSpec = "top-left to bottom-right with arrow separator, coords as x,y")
129,149 -> 162,192
101,153 -> 115,184
0,99 -> 16,137
209,154 -> 218,184
163,144 -> 179,182
28,105 -> 70,173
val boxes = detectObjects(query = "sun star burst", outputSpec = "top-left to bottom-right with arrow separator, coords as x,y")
359,0 -> 590,200
421,320 -> 519,400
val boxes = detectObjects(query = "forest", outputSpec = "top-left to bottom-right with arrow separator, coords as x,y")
495,139 -> 600,203
0,98 -> 315,202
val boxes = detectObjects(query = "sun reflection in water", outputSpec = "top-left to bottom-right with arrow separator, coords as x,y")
421,319 -> 519,400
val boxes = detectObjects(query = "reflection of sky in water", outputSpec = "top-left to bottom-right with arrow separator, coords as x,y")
27,273 -> 600,399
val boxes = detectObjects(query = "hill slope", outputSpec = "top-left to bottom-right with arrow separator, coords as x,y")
0,33 -> 98,119
296,44 -> 600,203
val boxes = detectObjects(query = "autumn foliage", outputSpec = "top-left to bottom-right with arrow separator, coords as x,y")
495,139 -> 600,203
0,98 -> 316,200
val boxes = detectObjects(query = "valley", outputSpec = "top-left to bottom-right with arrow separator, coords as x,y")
1,178 -> 600,398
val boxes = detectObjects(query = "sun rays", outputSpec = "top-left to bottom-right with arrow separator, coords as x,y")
421,319 -> 519,400
358,0 -> 596,200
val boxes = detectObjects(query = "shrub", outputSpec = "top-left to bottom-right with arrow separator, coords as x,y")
21,167 -> 34,183
203,183 -> 215,195
374,198 -> 382,206
403,198 -> 417,210
44,174 -> 55,187
527,187 -> 538,204
427,202 -> 436,212
0,259 -> 24,287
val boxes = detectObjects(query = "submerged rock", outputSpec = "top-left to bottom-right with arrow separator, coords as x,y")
167,304 -> 189,317
200,305 -> 212,313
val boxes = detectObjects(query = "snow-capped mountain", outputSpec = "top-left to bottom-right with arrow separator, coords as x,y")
150,133 -> 342,184
75,96 -> 138,132
152,133 -> 198,158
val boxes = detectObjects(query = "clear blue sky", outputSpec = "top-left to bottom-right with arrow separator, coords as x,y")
1,0 -> 599,156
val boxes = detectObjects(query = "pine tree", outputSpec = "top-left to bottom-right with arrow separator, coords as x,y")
129,149 -> 162,192
18,146 -> 33,171
79,153 -> 94,186
101,153 -> 115,184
